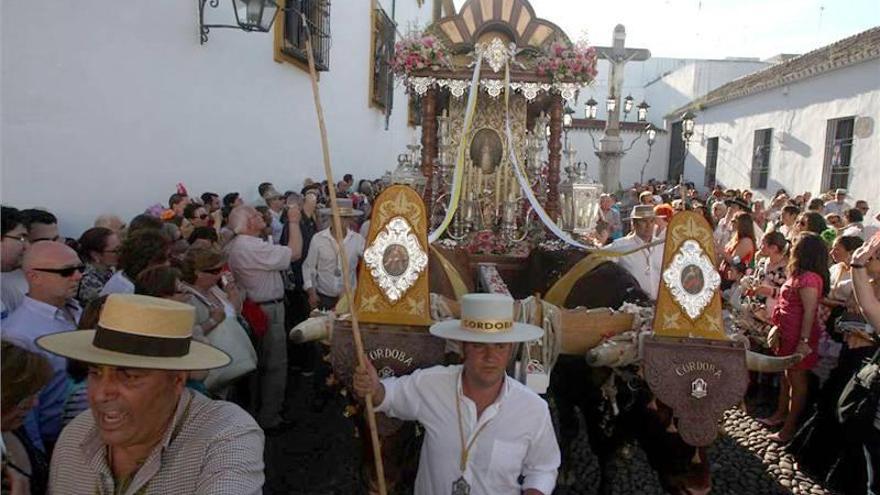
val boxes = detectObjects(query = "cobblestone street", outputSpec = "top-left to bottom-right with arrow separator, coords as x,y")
265,364 -> 839,495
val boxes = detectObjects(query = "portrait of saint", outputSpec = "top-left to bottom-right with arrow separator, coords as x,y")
680,264 -> 706,295
469,128 -> 503,174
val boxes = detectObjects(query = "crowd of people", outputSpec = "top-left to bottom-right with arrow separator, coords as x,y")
0,174 -> 394,494
1,174 -> 879,494
595,181 -> 879,495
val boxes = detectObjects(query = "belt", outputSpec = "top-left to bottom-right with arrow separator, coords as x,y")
256,298 -> 284,305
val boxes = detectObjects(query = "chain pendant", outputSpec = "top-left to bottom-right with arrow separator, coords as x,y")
451,476 -> 470,495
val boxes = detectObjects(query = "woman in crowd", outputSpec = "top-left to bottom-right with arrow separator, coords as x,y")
178,246 -> 255,399
745,231 -> 789,319
75,227 -> 120,307
187,225 -> 220,248
720,212 -> 757,287
825,213 -> 844,232
793,211 -> 827,237
1,341 -> 52,495
823,236 -> 864,315
764,233 -> 830,443
100,228 -> 170,296
752,200 -> 768,233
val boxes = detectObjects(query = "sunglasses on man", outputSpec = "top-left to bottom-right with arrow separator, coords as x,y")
32,265 -> 86,277
2,234 -> 29,243
200,266 -> 224,275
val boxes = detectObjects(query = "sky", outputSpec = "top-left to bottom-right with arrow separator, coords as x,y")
453,0 -> 880,60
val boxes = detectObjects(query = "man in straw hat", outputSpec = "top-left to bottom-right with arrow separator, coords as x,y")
226,204 -> 302,431
823,188 -> 850,216
38,294 -> 264,494
607,205 -> 665,300
302,198 -> 365,310
353,293 -> 560,495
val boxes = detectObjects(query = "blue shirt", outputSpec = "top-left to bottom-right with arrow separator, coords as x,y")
1,296 -> 81,452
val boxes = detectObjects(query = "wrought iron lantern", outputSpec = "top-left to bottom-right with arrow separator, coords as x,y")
563,105 -> 576,129
646,123 -> 658,145
637,100 -> 650,122
199,0 -> 280,45
623,95 -> 634,117
606,96 -> 617,114
584,98 -> 598,120
681,110 -> 696,143
559,162 -> 603,235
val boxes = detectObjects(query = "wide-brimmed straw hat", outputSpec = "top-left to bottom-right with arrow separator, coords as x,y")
36,294 -> 230,370
318,198 -> 364,217
429,293 -> 543,343
724,197 -> 752,212
624,205 -> 656,222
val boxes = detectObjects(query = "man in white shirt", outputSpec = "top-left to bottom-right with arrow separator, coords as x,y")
2,241 -> 83,452
226,205 -> 302,431
608,205 -> 665,300
823,188 -> 850,216
840,207 -> 866,239
1,206 -> 30,318
261,185 -> 286,244
353,293 -> 560,495
302,201 -> 365,310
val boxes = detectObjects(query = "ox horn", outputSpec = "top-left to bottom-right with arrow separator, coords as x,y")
745,351 -> 803,373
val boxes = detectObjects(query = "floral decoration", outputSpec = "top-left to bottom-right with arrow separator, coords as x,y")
390,32 -> 451,78
536,40 -> 598,84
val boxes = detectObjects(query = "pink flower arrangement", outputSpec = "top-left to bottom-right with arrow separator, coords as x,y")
536,41 -> 598,84
390,33 -> 450,77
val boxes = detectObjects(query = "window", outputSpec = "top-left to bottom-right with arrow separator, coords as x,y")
704,137 -> 719,188
750,128 -> 772,189
274,0 -> 331,72
822,117 -> 855,191
370,6 -> 396,111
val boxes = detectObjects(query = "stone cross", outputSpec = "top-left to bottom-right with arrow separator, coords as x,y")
593,25 -> 651,192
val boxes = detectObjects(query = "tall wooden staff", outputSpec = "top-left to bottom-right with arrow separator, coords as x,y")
300,15 -> 387,495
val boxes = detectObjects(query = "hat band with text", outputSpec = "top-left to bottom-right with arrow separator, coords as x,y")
460,318 -> 514,333
93,325 -> 192,358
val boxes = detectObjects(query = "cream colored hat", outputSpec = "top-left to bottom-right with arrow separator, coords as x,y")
625,204 -> 657,221
429,293 -> 543,343
36,294 -> 230,370
318,198 -> 364,217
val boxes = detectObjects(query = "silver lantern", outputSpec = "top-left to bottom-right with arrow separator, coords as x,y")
559,162 -> 603,235
391,139 -> 427,195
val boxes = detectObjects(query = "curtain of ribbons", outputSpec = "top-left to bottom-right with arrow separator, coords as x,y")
426,57 -> 483,243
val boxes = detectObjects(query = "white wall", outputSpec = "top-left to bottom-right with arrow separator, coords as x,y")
1,0 -> 431,236
681,59 -> 880,212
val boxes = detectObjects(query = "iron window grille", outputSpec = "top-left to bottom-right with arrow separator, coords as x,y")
704,137 -> 719,188
750,128 -> 772,189
371,7 -> 396,111
822,117 -> 855,191
281,0 -> 331,71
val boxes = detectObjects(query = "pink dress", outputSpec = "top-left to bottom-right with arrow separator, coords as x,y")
771,271 -> 824,370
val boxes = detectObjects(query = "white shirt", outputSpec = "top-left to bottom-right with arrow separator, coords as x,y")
269,209 -> 284,244
840,222 -> 864,239
823,199 -> 849,216
376,365 -> 559,495
301,228 -> 365,297
99,270 -> 135,296
1,269 -> 28,318
226,234 -> 291,302
608,234 -> 664,300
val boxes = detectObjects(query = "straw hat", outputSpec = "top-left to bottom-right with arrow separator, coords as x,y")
429,293 -> 543,343
318,198 -> 364,217
36,294 -> 230,370
724,197 -> 751,212
624,205 -> 656,222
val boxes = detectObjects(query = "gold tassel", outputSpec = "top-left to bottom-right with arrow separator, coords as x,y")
691,449 -> 701,464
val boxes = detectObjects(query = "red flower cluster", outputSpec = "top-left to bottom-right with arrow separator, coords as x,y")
536,41 -> 598,84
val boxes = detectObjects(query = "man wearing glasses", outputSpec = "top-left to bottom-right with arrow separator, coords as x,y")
1,206 -> 30,318
2,241 -> 84,453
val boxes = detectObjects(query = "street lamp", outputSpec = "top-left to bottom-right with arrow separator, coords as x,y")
645,123 -> 657,145
584,98 -> 598,120
636,100 -> 650,122
681,110 -> 696,143
622,94 -> 634,119
606,96 -> 617,114
198,0 -> 280,45
563,105 -> 575,130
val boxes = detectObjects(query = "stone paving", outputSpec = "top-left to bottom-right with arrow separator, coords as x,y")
264,364 -> 839,495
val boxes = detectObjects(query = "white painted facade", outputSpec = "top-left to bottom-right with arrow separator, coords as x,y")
1,0 -> 432,236
680,59 -> 880,215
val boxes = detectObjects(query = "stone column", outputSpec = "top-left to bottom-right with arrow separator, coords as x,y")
420,87 -> 437,204
547,95 -> 563,222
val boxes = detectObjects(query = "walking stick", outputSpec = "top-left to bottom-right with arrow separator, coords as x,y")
300,16 -> 387,495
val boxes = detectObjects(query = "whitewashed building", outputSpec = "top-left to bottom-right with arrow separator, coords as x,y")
1,0 -> 437,235
668,27 -> 880,208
